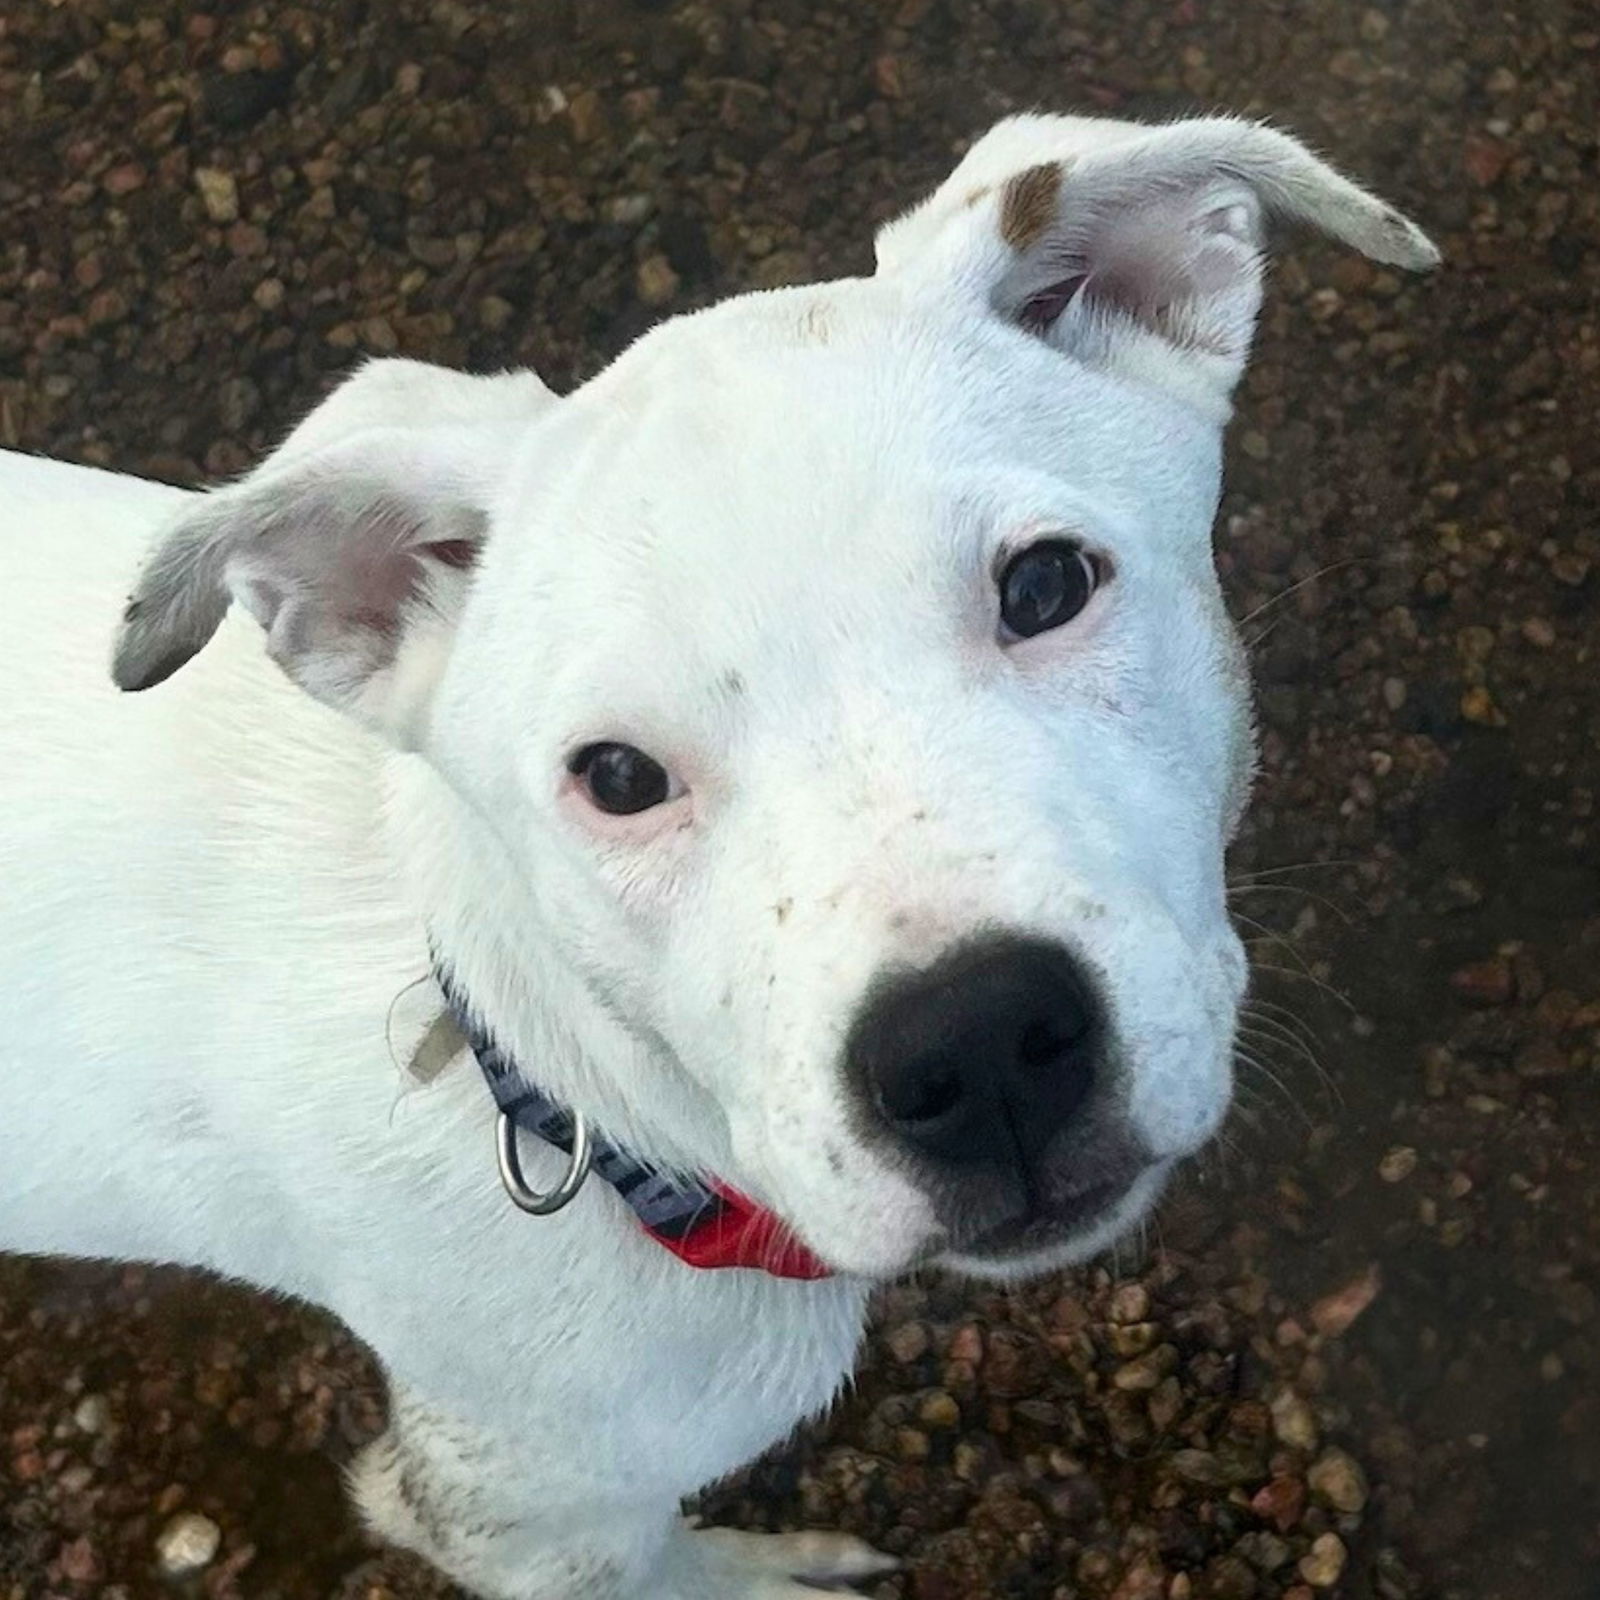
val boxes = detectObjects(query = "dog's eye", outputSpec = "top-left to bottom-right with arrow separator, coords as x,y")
998,540 -> 1099,639
570,742 -> 672,815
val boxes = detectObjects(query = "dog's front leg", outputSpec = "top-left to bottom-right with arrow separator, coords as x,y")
349,1383 -> 894,1600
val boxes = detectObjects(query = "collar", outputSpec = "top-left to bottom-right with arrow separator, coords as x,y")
432,963 -> 833,1281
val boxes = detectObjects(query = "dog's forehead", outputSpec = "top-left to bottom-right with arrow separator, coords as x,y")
554,280 -> 1215,568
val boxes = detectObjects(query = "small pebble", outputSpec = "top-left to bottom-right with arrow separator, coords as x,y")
1298,1533 -> 1348,1588
58,1536 -> 102,1584
1170,1449 -> 1226,1486
1270,1388 -> 1319,1451
1310,1264 -> 1382,1337
103,162 -> 147,196
1450,957 -> 1515,1006
194,167 -> 239,224
636,253 -> 680,307
947,1324 -> 984,1363
1110,1283 -> 1151,1323
155,1512 -> 221,1577
1251,1475 -> 1308,1532
1308,1447 -> 1369,1513
1109,1320 -> 1161,1357
893,1426 -> 929,1461
1459,685 -> 1506,726
884,1321 -> 930,1363
1113,1346 -> 1176,1392
72,1394 -> 110,1435
1378,1146 -> 1418,1182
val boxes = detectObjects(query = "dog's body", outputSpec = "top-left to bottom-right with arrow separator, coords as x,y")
0,114 -> 1435,1598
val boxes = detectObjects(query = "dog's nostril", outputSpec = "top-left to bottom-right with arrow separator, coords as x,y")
1017,1016 -> 1075,1070
883,1058 -> 964,1126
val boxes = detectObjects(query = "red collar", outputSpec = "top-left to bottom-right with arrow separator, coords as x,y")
652,1179 -> 833,1280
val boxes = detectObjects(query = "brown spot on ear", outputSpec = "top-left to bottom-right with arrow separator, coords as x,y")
998,162 -> 1062,252
999,162 -> 1063,252
962,183 -> 993,210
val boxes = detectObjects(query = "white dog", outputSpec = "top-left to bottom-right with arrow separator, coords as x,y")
0,112 -> 1435,1599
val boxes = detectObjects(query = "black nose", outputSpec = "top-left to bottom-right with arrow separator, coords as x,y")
847,935 -> 1102,1175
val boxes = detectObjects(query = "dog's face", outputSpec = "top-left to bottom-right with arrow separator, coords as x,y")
113,113 -> 1436,1280
446,294 -> 1253,1279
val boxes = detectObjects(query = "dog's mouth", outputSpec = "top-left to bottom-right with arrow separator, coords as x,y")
957,1174 -> 1137,1257
928,1153 -> 1167,1275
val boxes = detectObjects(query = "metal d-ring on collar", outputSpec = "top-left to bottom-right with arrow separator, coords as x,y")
495,1106 -> 594,1215
430,955 -> 596,1217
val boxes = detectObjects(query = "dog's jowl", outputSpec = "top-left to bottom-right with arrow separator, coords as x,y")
0,113 -> 1435,1599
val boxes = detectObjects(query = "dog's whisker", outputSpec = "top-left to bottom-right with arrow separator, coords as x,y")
1236,918 -> 1349,1004
1226,879 -> 1356,927
1231,1045 -> 1315,1129
1243,992 -> 1325,1043
1231,557 -> 1362,629
1247,959 -> 1357,1013
1235,1030 -> 1337,1120
1237,1009 -> 1329,1076
1238,1010 -> 1325,1072
1231,909 -> 1316,966
1226,859 -> 1362,883
1236,1027 -> 1332,1100
1239,998 -> 1324,1052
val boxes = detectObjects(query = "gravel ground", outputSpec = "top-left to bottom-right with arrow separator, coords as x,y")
1,1 -> 1596,1598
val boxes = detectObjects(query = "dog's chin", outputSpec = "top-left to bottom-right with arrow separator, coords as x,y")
783,1152 -> 1178,1283
932,1160 -> 1173,1284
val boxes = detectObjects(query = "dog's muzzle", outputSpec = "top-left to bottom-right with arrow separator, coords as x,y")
845,932 -> 1148,1252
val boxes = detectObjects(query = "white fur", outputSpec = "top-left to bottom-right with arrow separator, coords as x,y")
0,113 -> 1435,1598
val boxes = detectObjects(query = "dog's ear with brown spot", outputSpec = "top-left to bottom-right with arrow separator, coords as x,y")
876,112 -> 1439,415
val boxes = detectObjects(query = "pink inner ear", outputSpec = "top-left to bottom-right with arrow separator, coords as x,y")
307,506 -> 482,642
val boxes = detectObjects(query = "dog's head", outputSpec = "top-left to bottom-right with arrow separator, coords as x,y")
112,114 -> 1436,1280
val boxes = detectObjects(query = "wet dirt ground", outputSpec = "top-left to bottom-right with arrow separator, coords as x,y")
1,1 -> 1596,1598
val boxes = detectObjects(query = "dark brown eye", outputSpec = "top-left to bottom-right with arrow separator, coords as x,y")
998,540 -> 1098,639
570,742 -> 671,815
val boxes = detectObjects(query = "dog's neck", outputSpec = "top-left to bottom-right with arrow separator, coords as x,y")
382,755 -> 739,1187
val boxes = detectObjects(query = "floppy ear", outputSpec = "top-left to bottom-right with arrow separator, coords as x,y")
111,360 -> 555,749
875,113 -> 1439,416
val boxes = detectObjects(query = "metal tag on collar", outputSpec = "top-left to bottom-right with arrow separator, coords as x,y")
496,1109 -> 594,1215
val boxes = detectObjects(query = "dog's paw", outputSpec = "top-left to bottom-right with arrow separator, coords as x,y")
690,1525 -> 900,1593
